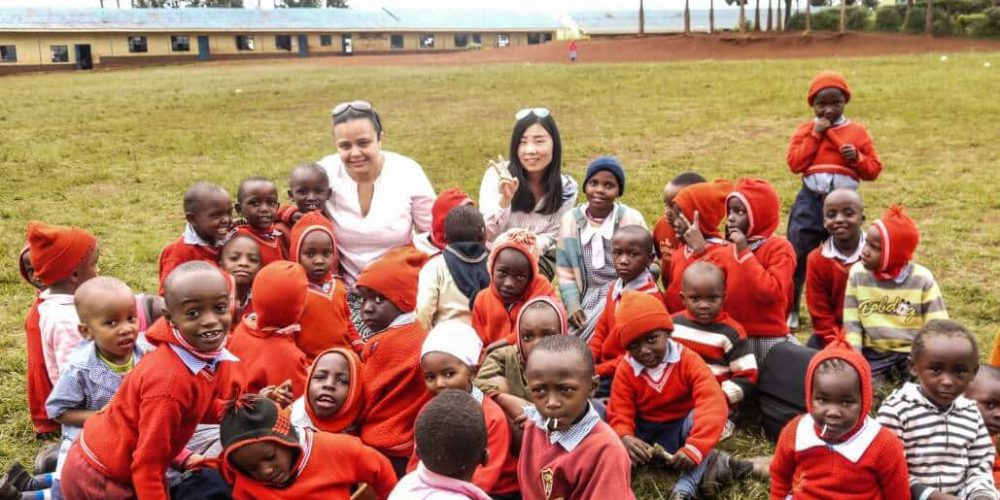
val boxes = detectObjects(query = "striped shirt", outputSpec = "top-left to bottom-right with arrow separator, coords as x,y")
670,312 -> 758,405
877,382 -> 998,499
843,262 -> 948,353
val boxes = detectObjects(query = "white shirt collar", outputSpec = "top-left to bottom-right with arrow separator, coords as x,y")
626,339 -> 681,377
38,289 -> 75,305
612,271 -> 655,301
386,311 -> 416,330
580,203 -> 619,270
820,231 -> 865,264
168,344 -> 239,374
182,223 -> 217,247
794,414 -> 880,463
524,403 -> 601,452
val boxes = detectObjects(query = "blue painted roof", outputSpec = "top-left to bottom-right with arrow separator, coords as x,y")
0,7 -> 561,32
569,9 -> 747,34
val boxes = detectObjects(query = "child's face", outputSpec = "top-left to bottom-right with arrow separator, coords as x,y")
298,231 -> 335,284
584,170 -> 620,214
525,349 -> 596,432
20,250 -> 44,290
288,170 -> 332,214
965,375 -> 1000,436
612,232 -> 652,283
812,87 -> 846,123
860,226 -> 883,272
680,273 -> 725,324
421,352 -> 476,397
357,285 -> 402,333
670,202 -> 689,238
186,191 -> 233,243
910,335 -> 978,407
165,270 -> 232,352
237,181 -> 279,230
823,191 -> 864,245
726,197 -> 749,237
662,183 -> 682,222
80,288 -> 139,364
810,366 -> 862,442
626,329 -> 670,368
220,238 -> 262,290
229,441 -> 295,486
308,351 -> 351,419
492,248 -> 531,302
518,305 -> 562,362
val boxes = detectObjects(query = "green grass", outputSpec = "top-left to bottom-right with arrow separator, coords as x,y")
2,53 -> 999,498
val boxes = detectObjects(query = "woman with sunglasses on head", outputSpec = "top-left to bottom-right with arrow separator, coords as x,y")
478,108 -> 578,280
318,101 -> 436,337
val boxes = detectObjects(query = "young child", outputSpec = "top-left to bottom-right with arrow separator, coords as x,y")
276,162 -> 333,229
472,230 -> 555,349
770,339 -> 910,499
227,261 -> 310,399
59,261 -> 238,499
416,204 -> 490,329
805,188 -> 865,348
722,178 -> 797,364
965,364 -> 1000,487
288,348 -> 363,435
671,262 -> 757,410
216,394 -> 396,499
234,176 -> 288,267
556,156 -> 647,341
219,234 -> 262,325
409,320 -> 518,497
290,211 -> 359,358
158,182 -> 233,294
390,390 -> 492,500
413,188 -> 474,257
355,247 -> 432,478
843,205 -> 947,379
18,243 -> 60,438
786,71 -> 882,329
877,320 -> 997,499
653,172 -> 706,290
519,335 -> 634,499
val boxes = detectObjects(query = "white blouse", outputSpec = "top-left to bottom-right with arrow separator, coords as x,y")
478,166 -> 578,256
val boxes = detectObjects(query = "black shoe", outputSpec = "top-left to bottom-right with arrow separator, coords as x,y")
34,442 -> 60,474
700,451 -> 735,497
0,482 -> 20,500
668,491 -> 696,500
3,462 -> 31,492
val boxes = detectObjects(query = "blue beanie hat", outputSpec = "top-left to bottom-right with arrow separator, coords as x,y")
584,156 -> 626,196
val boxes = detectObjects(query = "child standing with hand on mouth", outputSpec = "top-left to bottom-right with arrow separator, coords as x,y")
234,177 -> 288,267
159,182 -> 233,294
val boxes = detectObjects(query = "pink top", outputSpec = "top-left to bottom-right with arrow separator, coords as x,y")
389,463 -> 492,500
38,290 -> 84,385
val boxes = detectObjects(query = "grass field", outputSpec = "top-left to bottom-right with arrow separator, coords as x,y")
2,52 -> 999,498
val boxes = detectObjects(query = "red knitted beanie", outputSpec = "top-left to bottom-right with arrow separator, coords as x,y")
616,291 -> 674,349
251,261 -> 309,330
673,179 -> 733,240
872,205 -> 920,280
431,188 -> 473,249
356,246 -> 429,312
26,221 -> 98,286
726,177 -> 781,240
807,71 -> 852,105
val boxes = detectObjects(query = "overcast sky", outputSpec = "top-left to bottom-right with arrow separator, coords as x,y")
2,0 -> 741,11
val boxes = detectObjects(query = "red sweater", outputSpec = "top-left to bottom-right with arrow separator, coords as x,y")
590,276 -> 663,378
158,237 -> 220,295
297,280 -> 362,359
653,216 -> 679,291
472,277 -> 555,346
25,297 -> 59,434
663,243 -> 730,314
786,120 -> 882,181
223,429 -> 396,500
235,225 -> 288,268
770,415 -> 910,500
805,245 -> 853,346
608,344 -> 727,465
710,238 -> 796,337
518,418 -> 634,500
994,435 -> 1000,487
76,320 -> 237,499
227,319 -> 309,399
359,320 -> 431,458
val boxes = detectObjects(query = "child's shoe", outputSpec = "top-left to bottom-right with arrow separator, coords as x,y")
0,482 -> 19,500
33,442 -> 59,474
701,451 -> 755,496
3,462 -> 31,492
668,492 -> 696,500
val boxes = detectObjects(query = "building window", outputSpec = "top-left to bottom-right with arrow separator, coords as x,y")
276,35 -> 292,51
236,35 -> 255,51
544,32 -> 553,42
497,34 -> 510,48
128,36 -> 148,53
391,34 -> 404,50
50,45 -> 69,63
454,34 -> 468,48
171,36 -> 190,52
527,33 -> 541,45
420,34 -> 434,49
0,45 -> 15,62
320,35 -> 332,46
473,34 -> 482,45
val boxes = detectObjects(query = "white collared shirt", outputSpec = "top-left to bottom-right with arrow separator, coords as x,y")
579,202 -> 619,270
820,231 -> 866,265
794,414 -> 880,463
523,403 -> 601,452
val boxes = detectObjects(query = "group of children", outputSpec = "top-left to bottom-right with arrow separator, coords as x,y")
5,69 -> 999,500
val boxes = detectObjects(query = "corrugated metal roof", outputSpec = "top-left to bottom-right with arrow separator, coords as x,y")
570,9 -> 746,34
0,7 -> 561,33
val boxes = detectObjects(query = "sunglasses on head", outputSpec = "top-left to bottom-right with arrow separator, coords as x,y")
332,100 -> 383,134
515,107 -> 550,120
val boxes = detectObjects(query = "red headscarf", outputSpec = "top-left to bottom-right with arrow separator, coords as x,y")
808,70 -> 852,105
302,348 -> 363,434
673,179 -> 733,240
26,221 -> 97,286
356,246 -> 429,312
514,296 -> 568,363
804,337 -> 872,441
430,188 -> 473,250
871,205 -> 920,281
488,231 -> 552,305
726,177 -> 781,240
615,291 -> 674,349
251,261 -> 309,333
290,211 -> 339,282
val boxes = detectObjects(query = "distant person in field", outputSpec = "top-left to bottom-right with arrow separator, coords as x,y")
568,39 -> 578,62
652,171 -> 706,290
479,108 -> 578,280
786,71 -> 882,331
158,182 -> 233,295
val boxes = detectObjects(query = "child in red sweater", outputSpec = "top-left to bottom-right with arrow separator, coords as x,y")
770,338 -> 909,499
805,188 -> 865,348
18,243 -> 60,438
216,394 -> 396,500
786,71 -> 882,330
722,178 -> 797,364
227,261 -> 311,399
519,335 -> 634,499
290,211 -> 360,358
965,364 -> 1000,488
287,347 -> 364,435
653,172 -> 706,290
234,176 -> 288,267
276,162 -> 333,229
219,234 -> 261,326
60,261 -> 239,500
356,247 -> 432,478
159,182 -> 233,294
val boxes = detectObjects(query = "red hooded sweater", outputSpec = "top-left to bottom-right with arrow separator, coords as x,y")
73,318 -> 238,500
235,225 -> 288,268
590,273 -> 663,378
472,239 -> 556,346
770,339 -> 910,499
158,237 -> 220,295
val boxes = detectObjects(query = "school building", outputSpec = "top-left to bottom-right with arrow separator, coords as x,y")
0,7 -> 560,74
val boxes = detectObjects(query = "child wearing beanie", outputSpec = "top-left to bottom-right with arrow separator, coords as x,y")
557,156 -> 647,342
158,182 -> 233,294
843,205 -> 947,379
412,188 -> 474,257
770,339 -> 910,499
217,394 -> 396,499
786,71 -> 882,330
287,347 -> 364,435
17,242 -> 60,438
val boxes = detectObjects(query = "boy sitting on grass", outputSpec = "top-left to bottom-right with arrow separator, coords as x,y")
158,182 -> 233,294
234,176 -> 288,267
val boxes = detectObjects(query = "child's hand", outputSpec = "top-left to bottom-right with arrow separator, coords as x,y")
494,393 -> 531,426
568,310 -> 586,330
622,435 -> 652,465
679,211 -> 706,253
183,453 -> 207,469
260,379 -> 294,408
840,144 -> 858,163
673,452 -> 696,471
814,117 -> 831,134
727,227 -> 749,252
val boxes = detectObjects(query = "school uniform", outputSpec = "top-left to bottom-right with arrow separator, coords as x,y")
287,348 -> 363,435
158,224 -> 222,295
671,311 -> 758,406
234,224 -> 288,267
589,272 -> 662,379
652,215 -> 679,290
472,239 -> 556,346
805,233 -> 864,346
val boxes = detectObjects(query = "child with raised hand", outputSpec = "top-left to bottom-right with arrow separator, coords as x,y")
805,188 -> 866,348
60,261 -> 239,500
878,320 -> 997,500
787,71 -> 882,329
412,188 -> 475,257
965,365 -> 1000,487
391,390 -> 492,500
234,176 -> 288,267
557,156 -> 647,341
844,205 -> 947,380
18,243 -> 60,439
519,335 -> 634,499
288,348 -> 363,435
653,172 -> 707,290
216,394 -> 396,500
416,203 -> 490,329
277,162 -> 333,229
158,182 -> 233,294
770,338 -> 910,499
290,211 -> 359,358
219,234 -> 261,325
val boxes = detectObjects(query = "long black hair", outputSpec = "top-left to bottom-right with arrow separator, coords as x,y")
507,113 -> 564,215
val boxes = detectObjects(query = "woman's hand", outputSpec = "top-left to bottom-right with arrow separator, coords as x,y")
499,177 -> 519,209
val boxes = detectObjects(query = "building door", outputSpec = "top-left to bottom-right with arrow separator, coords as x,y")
74,44 -> 93,70
297,34 -> 308,57
198,36 -> 210,61
342,34 -> 352,55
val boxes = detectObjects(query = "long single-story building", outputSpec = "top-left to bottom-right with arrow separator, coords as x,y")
0,7 -> 559,74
